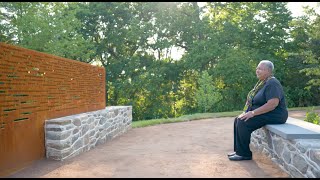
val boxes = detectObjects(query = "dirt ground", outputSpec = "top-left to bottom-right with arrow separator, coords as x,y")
5,110 -> 314,178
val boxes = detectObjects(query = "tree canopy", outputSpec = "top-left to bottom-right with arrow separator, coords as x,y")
1,2 -> 319,120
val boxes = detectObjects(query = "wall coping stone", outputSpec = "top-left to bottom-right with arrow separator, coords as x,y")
265,117 -> 320,140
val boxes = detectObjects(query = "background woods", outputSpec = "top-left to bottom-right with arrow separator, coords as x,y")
1,2 -> 319,120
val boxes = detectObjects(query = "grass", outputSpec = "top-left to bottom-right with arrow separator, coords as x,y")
132,110 -> 243,128
287,106 -> 320,111
132,106 -> 320,128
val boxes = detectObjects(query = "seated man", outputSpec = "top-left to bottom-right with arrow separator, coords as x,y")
228,60 -> 288,161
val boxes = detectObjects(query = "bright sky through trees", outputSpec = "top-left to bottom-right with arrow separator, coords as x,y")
169,2 -> 320,60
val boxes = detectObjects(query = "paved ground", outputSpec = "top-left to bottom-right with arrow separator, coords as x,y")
5,110 -> 314,178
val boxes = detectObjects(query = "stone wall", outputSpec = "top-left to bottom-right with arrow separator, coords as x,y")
251,127 -> 320,178
45,106 -> 132,161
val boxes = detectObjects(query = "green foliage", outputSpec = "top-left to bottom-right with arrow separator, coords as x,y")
195,71 -> 222,113
133,107 -> 320,128
304,107 -> 320,125
287,7 -> 320,90
0,2 -> 94,62
288,106 -> 320,111
132,110 -> 242,128
211,48 -> 258,112
1,2 -> 319,121
281,55 -> 318,107
284,7 -> 320,107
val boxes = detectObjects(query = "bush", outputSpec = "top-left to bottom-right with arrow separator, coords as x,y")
304,107 -> 320,125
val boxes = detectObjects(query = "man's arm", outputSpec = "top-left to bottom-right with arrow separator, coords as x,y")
239,98 -> 279,121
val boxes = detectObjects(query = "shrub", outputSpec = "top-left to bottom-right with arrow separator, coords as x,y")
304,107 -> 320,125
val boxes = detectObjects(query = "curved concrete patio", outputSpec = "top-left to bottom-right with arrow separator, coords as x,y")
6,116 -> 291,178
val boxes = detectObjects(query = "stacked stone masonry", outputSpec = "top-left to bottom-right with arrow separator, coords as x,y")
251,127 -> 320,178
45,106 -> 132,161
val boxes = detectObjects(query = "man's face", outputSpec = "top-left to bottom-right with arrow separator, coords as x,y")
256,63 -> 270,80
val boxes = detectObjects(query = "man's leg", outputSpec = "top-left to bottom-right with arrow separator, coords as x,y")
234,115 -> 272,157
233,117 -> 239,152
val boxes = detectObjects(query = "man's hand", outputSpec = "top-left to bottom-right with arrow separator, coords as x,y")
239,111 -> 255,121
237,112 -> 245,119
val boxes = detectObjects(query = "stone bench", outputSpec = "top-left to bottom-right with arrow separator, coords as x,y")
265,117 -> 320,140
45,106 -> 132,161
251,117 -> 320,178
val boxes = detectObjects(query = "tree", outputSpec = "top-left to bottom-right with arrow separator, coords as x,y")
300,9 -> 320,89
0,2 -> 94,62
195,71 -> 222,113
284,6 -> 320,107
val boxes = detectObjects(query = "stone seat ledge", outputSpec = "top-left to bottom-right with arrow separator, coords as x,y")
265,117 -> 320,140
